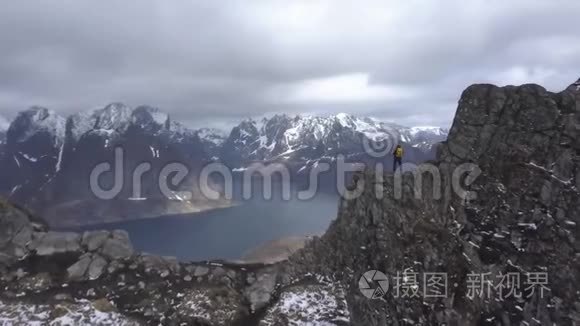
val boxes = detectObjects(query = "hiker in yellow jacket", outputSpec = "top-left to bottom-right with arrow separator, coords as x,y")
393,144 -> 403,172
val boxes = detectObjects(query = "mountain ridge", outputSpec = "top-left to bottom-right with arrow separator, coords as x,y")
0,105 -> 447,226
288,80 -> 580,325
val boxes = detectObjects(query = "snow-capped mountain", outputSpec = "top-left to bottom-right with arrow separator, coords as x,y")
218,113 -> 448,169
0,107 -> 66,211
0,106 -> 447,226
0,104 -> 228,226
196,128 -> 228,158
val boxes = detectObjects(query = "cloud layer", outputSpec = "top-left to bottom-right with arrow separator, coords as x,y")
0,0 -> 579,128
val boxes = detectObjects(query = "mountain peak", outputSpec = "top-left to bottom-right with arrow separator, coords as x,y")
132,105 -> 170,130
567,77 -> 580,92
409,126 -> 448,136
8,106 -> 65,144
0,115 -> 9,132
68,103 -> 133,141
333,112 -> 355,127
196,127 -> 228,146
95,103 -> 133,130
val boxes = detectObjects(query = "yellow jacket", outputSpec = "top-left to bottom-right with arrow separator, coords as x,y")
394,147 -> 403,158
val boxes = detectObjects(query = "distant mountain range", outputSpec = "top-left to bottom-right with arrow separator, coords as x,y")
0,106 -> 448,226
217,113 -> 447,170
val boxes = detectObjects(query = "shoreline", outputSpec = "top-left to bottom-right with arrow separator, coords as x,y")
50,198 -> 238,229
238,235 -> 320,264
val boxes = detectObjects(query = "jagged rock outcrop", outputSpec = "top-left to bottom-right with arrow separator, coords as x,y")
288,81 -> 580,325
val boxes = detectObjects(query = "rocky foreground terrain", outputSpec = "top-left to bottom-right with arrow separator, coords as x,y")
0,80 -> 579,325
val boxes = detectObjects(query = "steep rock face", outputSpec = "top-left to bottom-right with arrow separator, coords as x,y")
0,104 -> 230,227
288,82 -> 580,325
0,107 -> 65,207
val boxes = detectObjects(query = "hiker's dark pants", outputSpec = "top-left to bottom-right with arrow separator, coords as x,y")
393,156 -> 402,172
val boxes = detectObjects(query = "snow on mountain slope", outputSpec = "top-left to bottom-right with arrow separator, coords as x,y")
220,113 -> 448,166
66,104 -> 201,146
196,128 -> 228,146
68,103 -> 133,141
0,115 -> 9,131
7,107 -> 65,145
409,126 -> 448,137
0,107 -> 66,204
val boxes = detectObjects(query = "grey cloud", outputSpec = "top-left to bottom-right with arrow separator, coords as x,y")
0,0 -> 578,128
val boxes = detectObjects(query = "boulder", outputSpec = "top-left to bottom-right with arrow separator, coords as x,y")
81,230 -> 110,252
87,254 -> 108,280
193,266 -> 209,277
0,200 -> 35,266
67,254 -> 92,280
101,236 -> 134,260
174,286 -> 247,325
0,200 -> 31,249
139,254 -> 179,275
243,268 -> 278,312
29,231 -> 81,256
92,298 -> 116,313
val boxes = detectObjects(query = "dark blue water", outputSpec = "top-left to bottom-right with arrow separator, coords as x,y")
74,195 -> 338,261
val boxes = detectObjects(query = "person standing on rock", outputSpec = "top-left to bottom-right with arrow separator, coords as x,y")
393,144 -> 403,172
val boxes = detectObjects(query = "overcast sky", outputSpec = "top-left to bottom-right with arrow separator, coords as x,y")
0,0 -> 579,129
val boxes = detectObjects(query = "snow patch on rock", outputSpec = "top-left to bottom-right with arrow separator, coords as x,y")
261,285 -> 350,326
0,299 -> 139,325
68,103 -> 132,142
